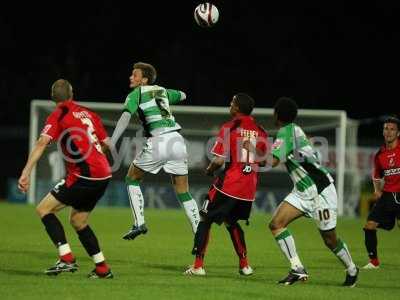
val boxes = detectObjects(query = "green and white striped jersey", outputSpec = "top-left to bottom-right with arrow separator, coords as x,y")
272,123 -> 334,199
124,85 -> 185,136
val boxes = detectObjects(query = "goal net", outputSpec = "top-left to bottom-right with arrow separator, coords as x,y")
29,100 -> 360,216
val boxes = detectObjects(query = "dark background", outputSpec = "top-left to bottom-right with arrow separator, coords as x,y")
0,1 -> 398,197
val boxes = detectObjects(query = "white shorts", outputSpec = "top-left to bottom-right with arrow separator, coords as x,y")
133,131 -> 188,175
284,183 -> 338,231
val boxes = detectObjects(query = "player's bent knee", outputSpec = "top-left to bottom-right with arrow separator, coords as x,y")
36,204 -> 50,218
71,222 -> 87,231
35,205 -> 43,217
322,236 -> 336,250
70,218 -> 87,231
364,221 -> 377,230
268,220 -> 282,232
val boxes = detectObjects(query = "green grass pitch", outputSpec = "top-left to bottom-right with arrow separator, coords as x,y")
1,202 -> 399,300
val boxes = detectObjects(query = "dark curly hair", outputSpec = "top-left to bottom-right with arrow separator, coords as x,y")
274,97 -> 298,123
233,93 -> 255,115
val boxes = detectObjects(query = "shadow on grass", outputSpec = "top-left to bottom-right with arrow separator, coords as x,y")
0,268 -> 42,277
143,262 -> 187,272
0,249 -> 53,259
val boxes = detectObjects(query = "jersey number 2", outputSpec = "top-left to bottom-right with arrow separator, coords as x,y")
81,118 -> 103,153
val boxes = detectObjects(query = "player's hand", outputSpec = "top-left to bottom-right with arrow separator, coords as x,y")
101,143 -> 109,154
242,139 -> 251,151
205,167 -> 214,177
18,173 -> 30,193
372,191 -> 383,201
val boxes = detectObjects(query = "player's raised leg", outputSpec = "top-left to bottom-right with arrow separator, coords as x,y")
123,164 -> 148,240
269,201 -> 308,285
36,193 -> 78,275
70,209 -> 113,279
171,174 -> 200,234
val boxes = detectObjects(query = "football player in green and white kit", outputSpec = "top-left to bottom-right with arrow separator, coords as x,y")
267,97 -> 359,287
110,62 -> 200,240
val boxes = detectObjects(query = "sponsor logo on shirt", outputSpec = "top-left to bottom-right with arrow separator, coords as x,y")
383,168 -> 400,176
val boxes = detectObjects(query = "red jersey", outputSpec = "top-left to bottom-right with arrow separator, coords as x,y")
372,139 -> 400,192
210,115 -> 268,201
41,100 -> 111,186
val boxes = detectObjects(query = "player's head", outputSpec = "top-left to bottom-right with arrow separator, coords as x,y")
230,93 -> 255,117
274,97 -> 298,126
51,79 -> 73,103
130,62 -> 157,88
383,115 -> 400,144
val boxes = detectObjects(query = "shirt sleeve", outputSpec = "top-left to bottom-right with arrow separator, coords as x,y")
211,125 -> 229,157
372,151 -> 383,180
271,127 -> 293,162
123,88 -> 140,114
40,108 -> 62,141
167,89 -> 185,105
110,111 -> 131,145
92,113 -> 108,142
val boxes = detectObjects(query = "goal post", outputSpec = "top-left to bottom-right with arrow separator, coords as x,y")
29,99 -> 360,216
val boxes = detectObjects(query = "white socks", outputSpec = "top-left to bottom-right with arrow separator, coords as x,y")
127,185 -> 145,226
333,239 -> 357,275
274,228 -> 304,270
182,199 -> 200,234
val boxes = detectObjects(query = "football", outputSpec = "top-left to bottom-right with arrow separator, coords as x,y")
194,3 -> 219,28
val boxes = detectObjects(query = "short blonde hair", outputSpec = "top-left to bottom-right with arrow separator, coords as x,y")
51,79 -> 73,102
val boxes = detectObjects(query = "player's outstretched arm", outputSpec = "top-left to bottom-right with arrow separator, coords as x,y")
18,135 -> 51,193
110,111 -> 132,146
167,89 -> 186,105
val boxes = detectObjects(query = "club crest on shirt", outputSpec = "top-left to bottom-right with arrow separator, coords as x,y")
389,157 -> 395,167
272,138 -> 283,150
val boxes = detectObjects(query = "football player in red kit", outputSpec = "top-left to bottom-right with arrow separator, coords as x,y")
18,79 -> 113,278
363,115 -> 400,269
184,93 -> 268,276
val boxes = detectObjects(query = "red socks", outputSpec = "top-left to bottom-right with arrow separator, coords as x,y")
194,256 -> 204,269
96,261 -> 110,274
60,252 -> 75,263
370,258 -> 380,266
239,257 -> 249,269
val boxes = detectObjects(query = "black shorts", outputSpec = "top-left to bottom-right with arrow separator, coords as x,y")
51,178 -> 109,212
201,189 -> 253,225
368,192 -> 400,230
